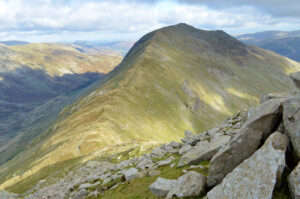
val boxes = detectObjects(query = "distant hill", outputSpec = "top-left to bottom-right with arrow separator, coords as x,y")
237,30 -> 300,61
1,23 -> 300,192
0,40 -> 29,46
73,40 -> 135,56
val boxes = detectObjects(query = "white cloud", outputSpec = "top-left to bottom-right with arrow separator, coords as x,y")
0,0 -> 299,42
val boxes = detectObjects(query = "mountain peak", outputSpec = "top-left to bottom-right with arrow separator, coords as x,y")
124,23 -> 247,63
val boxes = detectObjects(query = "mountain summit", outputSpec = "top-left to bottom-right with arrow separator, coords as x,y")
1,23 -> 300,192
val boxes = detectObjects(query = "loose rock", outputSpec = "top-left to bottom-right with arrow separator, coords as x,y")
149,177 -> 177,197
167,171 -> 206,198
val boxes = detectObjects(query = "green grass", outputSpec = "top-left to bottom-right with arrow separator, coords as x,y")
94,155 -> 209,199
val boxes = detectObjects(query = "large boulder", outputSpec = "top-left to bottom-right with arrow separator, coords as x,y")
207,99 -> 283,187
290,72 -> 300,90
288,162 -> 300,199
149,177 -> 177,197
178,136 -> 230,167
246,98 -> 283,139
207,132 -> 289,199
166,171 -> 206,198
283,96 -> 300,159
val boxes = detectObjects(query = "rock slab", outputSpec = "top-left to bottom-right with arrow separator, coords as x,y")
283,96 -> 300,159
178,136 -> 230,167
207,99 -> 283,187
207,132 -> 289,199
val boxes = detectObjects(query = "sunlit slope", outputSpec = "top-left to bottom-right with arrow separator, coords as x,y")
2,23 -> 300,190
7,43 -> 122,75
46,24 -> 300,154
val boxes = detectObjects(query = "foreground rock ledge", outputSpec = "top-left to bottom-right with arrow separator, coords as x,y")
207,132 -> 289,199
207,99 -> 283,187
283,96 -> 300,160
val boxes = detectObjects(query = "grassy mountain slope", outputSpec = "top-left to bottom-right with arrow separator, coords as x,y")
1,23 -> 300,191
0,43 -> 122,186
237,30 -> 300,61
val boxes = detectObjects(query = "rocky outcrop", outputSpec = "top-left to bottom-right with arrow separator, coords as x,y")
149,177 -> 177,197
208,132 -> 289,199
178,135 -> 230,167
166,171 -> 206,198
288,162 -> 300,199
283,95 -> 300,159
207,99 -> 283,187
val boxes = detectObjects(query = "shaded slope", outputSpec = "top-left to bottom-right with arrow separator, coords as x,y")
1,23 -> 300,191
0,43 -> 122,144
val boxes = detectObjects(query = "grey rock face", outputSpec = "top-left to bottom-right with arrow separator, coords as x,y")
167,171 -> 206,198
288,162 -> 300,199
246,98 -> 283,139
207,132 -> 289,199
149,177 -> 177,197
283,96 -> 300,159
207,99 -> 283,187
178,136 -> 230,167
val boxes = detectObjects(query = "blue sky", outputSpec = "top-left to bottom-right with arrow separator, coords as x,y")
0,0 -> 299,42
